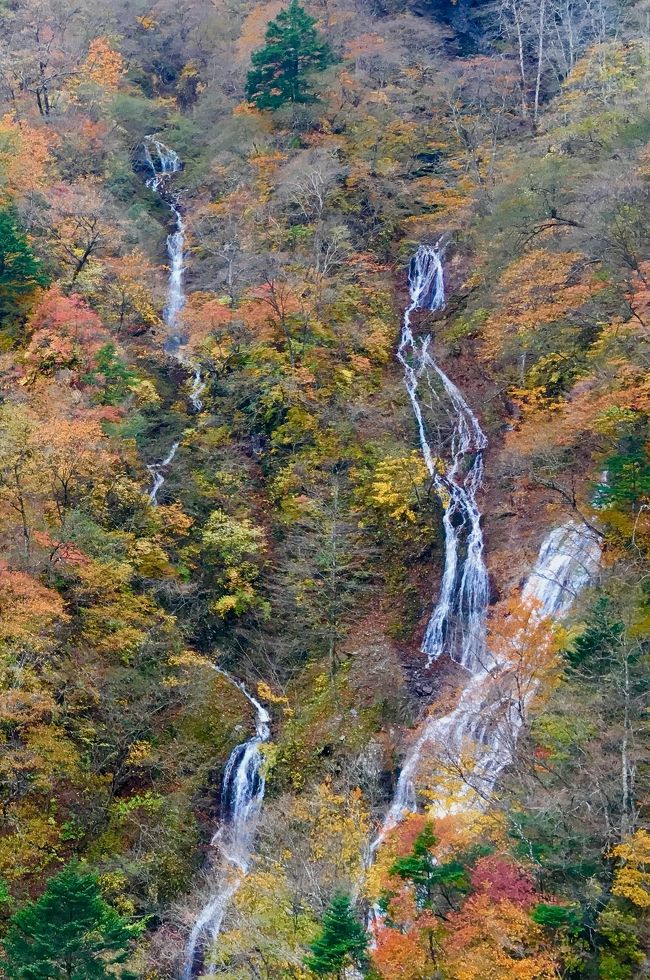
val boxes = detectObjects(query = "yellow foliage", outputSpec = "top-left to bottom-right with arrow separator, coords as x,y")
482,250 -> 603,361
257,680 -> 288,706
291,780 -> 370,889
368,451 -> 432,522
444,896 -> 557,979
125,740 -> 154,767
610,830 -> 650,908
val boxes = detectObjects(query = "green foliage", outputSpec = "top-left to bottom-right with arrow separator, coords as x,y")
84,343 -> 139,404
389,822 -> 469,911
531,902 -> 582,931
305,893 -> 368,977
596,439 -> 650,511
201,508 -> 269,616
596,904 -> 644,979
2,862 -> 143,978
567,597 -> 624,669
0,209 -> 47,333
246,0 -> 334,110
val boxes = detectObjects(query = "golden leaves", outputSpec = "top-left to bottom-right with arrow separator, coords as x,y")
610,830 -> 650,909
482,249 -> 601,362
81,38 -> 125,91
368,452 -> 432,523
0,114 -> 51,204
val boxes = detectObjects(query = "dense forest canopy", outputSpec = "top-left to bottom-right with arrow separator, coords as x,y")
0,0 -> 647,976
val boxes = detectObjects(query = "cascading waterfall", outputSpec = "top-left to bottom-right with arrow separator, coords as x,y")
142,140 -> 270,974
147,440 -> 180,506
143,137 -> 206,504
372,246 -> 601,851
398,244 -> 490,672
182,672 -> 270,979
143,136 -> 186,352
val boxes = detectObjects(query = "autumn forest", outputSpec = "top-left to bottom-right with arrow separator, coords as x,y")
0,0 -> 647,976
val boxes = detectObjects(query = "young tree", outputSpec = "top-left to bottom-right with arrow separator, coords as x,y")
305,893 -> 368,978
2,862 -> 142,978
390,822 -> 469,913
246,0 -> 334,110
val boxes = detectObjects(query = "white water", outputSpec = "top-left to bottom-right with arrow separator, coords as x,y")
183,670 -> 270,979
144,136 -> 186,350
142,139 -> 266,975
398,244 -> 489,671
147,440 -> 180,506
189,364 -> 207,413
143,138 -> 207,504
372,247 -> 601,850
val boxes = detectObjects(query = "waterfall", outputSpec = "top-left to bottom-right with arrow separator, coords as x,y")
143,136 -> 271,980
371,245 -> 601,850
183,671 -> 270,979
143,137 -> 206,505
143,136 -> 186,352
146,440 -> 180,506
399,243 -> 489,671
141,140 -> 268,974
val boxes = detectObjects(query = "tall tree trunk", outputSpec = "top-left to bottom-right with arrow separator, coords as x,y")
534,0 -> 546,125
511,0 -> 529,118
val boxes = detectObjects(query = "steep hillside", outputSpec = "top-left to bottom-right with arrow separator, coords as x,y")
0,0 -> 647,977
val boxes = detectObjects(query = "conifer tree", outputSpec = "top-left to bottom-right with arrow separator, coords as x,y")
0,209 -> 47,328
305,893 -> 368,978
246,0 -> 334,110
390,821 -> 468,911
2,862 -> 142,979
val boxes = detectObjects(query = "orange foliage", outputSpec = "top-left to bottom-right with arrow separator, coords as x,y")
23,287 -> 111,381
482,250 -> 603,360
236,1 -> 285,63
506,357 -> 650,461
32,413 -> 115,515
0,563 -> 68,652
81,37 -> 125,90
249,149 -> 286,201
181,292 -> 233,349
345,32 -> 387,60
487,597 -> 561,709
373,919 -> 437,980
239,281 -> 304,341
0,114 -> 51,203
442,894 -> 557,979
32,531 -> 90,565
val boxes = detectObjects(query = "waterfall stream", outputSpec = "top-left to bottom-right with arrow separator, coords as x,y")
141,140 -> 271,976
399,244 -> 490,672
372,246 -> 601,851
146,440 -> 180,506
182,673 -> 270,979
143,137 -> 205,505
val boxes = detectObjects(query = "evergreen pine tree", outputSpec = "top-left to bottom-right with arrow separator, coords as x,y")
2,862 -> 143,979
305,893 -> 368,978
246,0 -> 334,110
390,822 -> 468,911
595,438 -> 650,512
0,209 -> 47,328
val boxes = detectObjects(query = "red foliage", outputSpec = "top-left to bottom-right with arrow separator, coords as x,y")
470,855 -> 537,909
384,813 -> 432,859
24,286 -> 110,380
